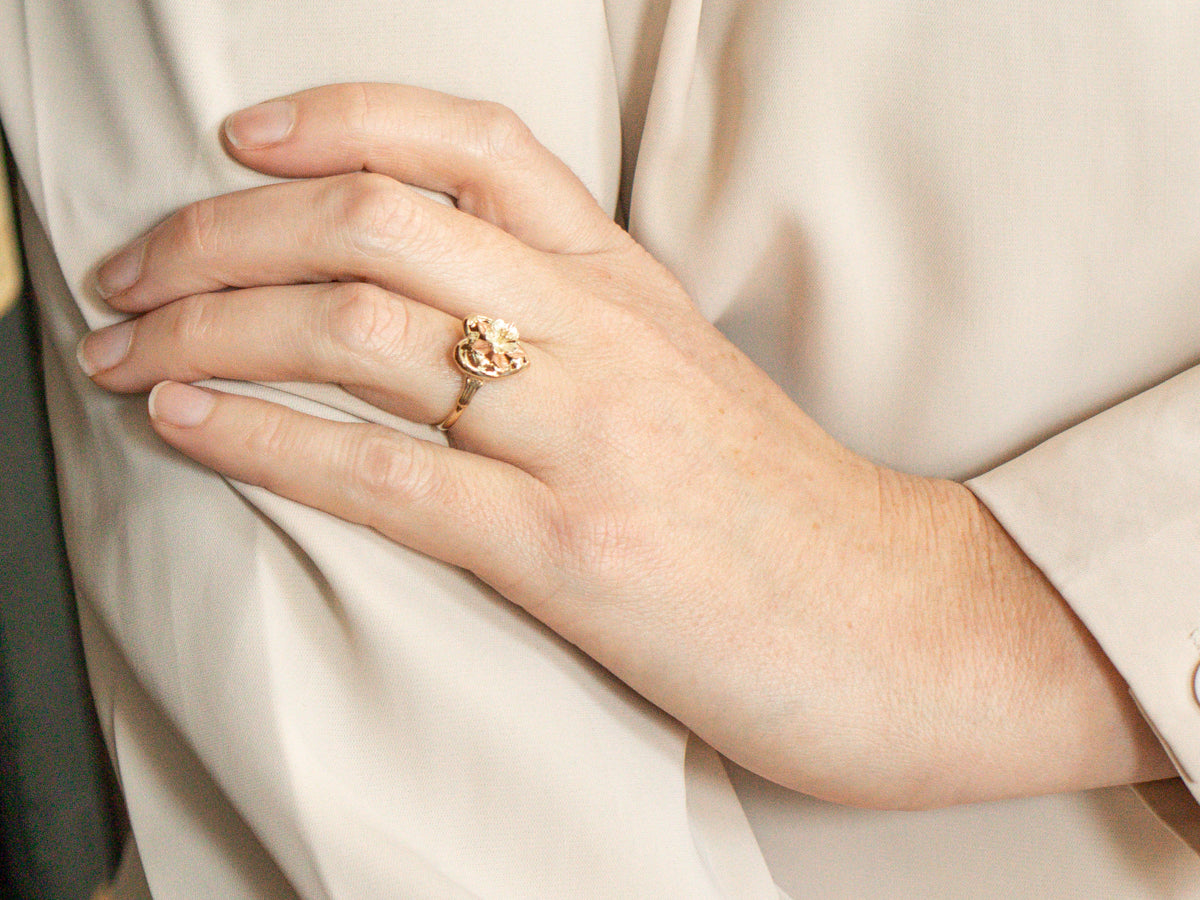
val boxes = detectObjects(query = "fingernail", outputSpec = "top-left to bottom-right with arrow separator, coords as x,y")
77,320 -> 135,376
225,99 -> 296,149
96,237 -> 147,298
148,382 -> 214,427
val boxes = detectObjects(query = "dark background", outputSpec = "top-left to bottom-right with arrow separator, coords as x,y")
0,141 -> 121,899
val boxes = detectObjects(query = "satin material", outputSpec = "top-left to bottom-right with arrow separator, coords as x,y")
3,0 -> 1200,895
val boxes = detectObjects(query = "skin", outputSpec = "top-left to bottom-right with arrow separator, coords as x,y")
80,83 -> 1173,810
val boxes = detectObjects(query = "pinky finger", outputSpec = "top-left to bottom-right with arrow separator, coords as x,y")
147,381 -> 555,595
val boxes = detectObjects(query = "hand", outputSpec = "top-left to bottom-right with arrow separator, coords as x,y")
80,83 -> 1172,809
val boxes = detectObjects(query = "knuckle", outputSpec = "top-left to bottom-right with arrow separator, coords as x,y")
587,303 -> 674,373
178,197 -> 222,255
594,300 -> 646,338
240,410 -> 298,478
352,431 -> 432,505
170,294 -> 223,348
335,172 -> 422,257
340,82 -> 398,139
486,491 -> 563,605
325,282 -> 410,364
340,82 -> 375,135
546,501 -> 644,586
465,100 -> 538,165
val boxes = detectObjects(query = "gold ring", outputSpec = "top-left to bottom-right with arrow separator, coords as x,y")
435,315 -> 529,432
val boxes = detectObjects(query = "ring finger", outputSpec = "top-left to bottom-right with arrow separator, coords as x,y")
79,281 -> 569,465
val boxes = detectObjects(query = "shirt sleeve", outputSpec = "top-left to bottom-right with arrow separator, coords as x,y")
967,363 -> 1200,829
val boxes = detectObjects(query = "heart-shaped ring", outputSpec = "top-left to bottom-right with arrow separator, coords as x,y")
435,315 -> 530,432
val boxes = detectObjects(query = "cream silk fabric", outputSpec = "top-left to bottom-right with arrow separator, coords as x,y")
4,0 -> 1200,896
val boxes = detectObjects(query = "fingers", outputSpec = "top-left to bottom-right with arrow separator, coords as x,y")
95,173 -> 560,327
82,282 -> 459,421
221,83 -> 617,254
80,282 -> 569,463
147,382 -> 557,596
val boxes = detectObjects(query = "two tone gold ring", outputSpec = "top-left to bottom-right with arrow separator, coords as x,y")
435,315 -> 530,432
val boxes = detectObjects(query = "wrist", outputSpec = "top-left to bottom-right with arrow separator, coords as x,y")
880,471 -> 1175,807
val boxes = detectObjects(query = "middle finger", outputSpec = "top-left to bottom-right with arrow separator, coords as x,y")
95,172 -> 559,329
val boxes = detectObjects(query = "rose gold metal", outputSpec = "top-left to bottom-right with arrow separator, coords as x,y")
434,315 -> 529,432
435,375 -> 483,432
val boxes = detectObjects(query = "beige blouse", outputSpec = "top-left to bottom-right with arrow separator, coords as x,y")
3,0 -> 1199,895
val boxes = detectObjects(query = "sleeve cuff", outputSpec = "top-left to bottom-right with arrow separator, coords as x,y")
966,364 -> 1200,804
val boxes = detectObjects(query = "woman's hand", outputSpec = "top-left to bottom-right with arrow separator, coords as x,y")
79,84 -> 1172,809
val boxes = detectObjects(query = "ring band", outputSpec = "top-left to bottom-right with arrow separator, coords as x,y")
435,315 -> 529,432
435,376 -> 483,432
